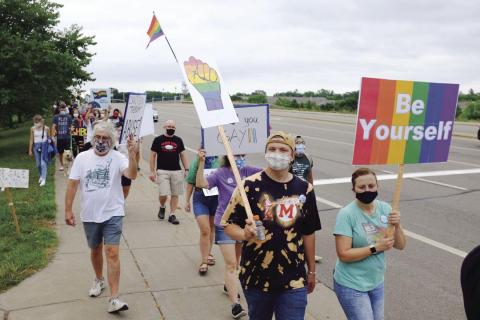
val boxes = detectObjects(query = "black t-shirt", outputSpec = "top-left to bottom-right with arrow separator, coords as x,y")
150,135 -> 185,171
292,155 -> 313,181
222,171 -> 321,292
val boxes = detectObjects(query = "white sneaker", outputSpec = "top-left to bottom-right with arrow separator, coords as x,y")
315,255 -> 323,263
39,179 -> 46,187
88,278 -> 106,297
38,177 -> 42,183
108,297 -> 129,313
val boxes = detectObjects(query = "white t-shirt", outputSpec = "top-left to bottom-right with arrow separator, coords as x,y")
69,149 -> 129,223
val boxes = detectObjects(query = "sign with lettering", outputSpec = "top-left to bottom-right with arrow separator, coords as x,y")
0,168 -> 29,188
202,104 -> 270,156
120,93 -> 147,144
352,78 -> 459,164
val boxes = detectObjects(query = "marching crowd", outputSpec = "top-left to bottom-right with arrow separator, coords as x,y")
29,101 -> 411,320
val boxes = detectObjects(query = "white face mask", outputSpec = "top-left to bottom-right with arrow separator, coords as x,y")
265,152 -> 291,171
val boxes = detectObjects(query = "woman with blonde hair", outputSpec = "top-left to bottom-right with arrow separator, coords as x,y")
28,115 -> 50,186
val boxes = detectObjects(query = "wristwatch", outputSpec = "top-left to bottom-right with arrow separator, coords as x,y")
369,244 -> 377,255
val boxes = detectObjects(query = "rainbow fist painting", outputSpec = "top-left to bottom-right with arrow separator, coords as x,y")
353,77 -> 459,165
184,56 -> 224,111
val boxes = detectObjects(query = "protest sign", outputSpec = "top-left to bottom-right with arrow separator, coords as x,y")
90,88 -> 112,109
140,103 -> 155,137
120,93 -> 147,144
0,168 -> 29,189
353,78 -> 459,165
202,104 -> 270,156
179,55 -> 239,128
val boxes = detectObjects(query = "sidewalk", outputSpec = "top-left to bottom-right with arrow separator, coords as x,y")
0,159 -> 345,320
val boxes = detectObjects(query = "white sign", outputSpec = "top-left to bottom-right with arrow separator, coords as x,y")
140,103 -> 155,137
202,168 -> 219,196
202,104 -> 270,156
120,93 -> 147,144
90,88 -> 112,109
179,55 -> 239,128
0,168 -> 29,188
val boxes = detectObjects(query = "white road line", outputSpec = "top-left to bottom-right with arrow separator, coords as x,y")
403,230 -> 467,258
379,169 -> 468,191
313,168 -> 480,186
316,197 -> 343,208
448,159 -> 480,167
451,145 -> 480,152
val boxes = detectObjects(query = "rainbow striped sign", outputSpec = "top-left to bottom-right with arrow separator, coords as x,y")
352,77 -> 459,165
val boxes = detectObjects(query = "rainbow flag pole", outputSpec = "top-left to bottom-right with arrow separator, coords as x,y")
146,11 -> 178,63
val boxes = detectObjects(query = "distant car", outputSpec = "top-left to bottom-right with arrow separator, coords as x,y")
153,110 -> 159,122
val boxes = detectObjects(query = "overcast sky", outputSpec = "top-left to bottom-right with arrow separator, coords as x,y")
58,0 -> 480,96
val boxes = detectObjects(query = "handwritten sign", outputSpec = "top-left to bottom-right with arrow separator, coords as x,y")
90,88 -> 112,109
202,104 -> 270,156
0,168 -> 29,188
120,93 -> 147,144
353,78 -> 459,164
179,55 -> 239,128
140,103 -> 155,137
202,168 -> 219,196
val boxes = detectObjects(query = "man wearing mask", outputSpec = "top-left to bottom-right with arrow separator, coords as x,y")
108,109 -> 124,129
52,102 -> 73,171
65,121 -> 138,313
149,120 -> 189,225
292,136 -> 313,184
222,131 -> 322,320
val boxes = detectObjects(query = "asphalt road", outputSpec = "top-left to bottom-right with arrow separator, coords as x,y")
136,102 -> 479,320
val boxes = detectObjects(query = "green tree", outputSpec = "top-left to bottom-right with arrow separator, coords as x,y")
463,101 -> 480,120
0,0 -> 96,127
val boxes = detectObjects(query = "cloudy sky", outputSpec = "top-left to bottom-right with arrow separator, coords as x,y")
57,0 -> 480,95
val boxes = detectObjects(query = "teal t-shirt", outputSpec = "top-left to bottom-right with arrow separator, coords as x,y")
333,199 -> 392,292
185,156 -> 220,185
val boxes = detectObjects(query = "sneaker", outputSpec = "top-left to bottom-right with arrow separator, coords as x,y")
223,285 -> 241,301
38,177 -> 42,183
168,214 -> 179,225
88,278 -> 106,297
158,206 -> 166,220
231,303 -> 247,319
315,255 -> 323,263
39,179 -> 46,187
108,297 -> 129,313
59,166 -> 64,171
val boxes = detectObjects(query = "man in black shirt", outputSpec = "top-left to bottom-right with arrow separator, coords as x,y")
149,120 -> 189,225
222,131 -> 321,320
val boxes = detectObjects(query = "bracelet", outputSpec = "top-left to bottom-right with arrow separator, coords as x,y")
308,271 -> 316,275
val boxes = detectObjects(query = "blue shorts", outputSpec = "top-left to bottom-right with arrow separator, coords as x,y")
192,190 -> 218,217
215,225 -> 242,245
83,216 -> 123,249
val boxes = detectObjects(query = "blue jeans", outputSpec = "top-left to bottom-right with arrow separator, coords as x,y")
334,279 -> 384,320
33,142 -> 47,181
192,190 -> 218,217
244,287 -> 307,320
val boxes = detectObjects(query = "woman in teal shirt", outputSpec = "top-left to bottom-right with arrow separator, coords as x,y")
333,167 -> 406,320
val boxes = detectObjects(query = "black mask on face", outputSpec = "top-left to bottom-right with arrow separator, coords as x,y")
356,191 -> 378,204
166,129 -> 175,136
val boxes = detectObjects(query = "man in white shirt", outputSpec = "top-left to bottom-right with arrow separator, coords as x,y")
65,121 -> 138,313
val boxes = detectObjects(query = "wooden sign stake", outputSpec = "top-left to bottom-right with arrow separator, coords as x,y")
5,188 -> 20,235
217,125 -> 255,222
387,164 -> 404,237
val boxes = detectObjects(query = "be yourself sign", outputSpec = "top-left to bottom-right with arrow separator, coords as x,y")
353,78 -> 459,165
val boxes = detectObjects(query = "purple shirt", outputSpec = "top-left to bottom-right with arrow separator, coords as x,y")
207,166 -> 262,226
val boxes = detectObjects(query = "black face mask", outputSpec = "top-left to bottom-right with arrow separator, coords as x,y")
166,129 -> 175,136
356,191 -> 378,204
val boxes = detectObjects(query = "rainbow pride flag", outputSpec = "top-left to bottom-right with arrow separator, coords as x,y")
352,77 -> 459,165
146,15 -> 164,48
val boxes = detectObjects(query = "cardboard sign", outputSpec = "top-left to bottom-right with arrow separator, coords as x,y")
120,93 -> 147,144
202,104 -> 269,156
352,77 -> 459,165
0,168 -> 29,188
179,55 -> 239,128
90,88 -> 112,109
140,103 -> 155,137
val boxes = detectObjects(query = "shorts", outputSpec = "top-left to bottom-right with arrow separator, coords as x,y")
56,138 -> 71,154
192,190 -> 218,217
157,169 -> 184,196
215,225 -> 242,245
83,216 -> 123,249
121,175 -> 132,187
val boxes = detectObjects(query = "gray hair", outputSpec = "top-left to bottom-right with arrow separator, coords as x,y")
92,120 -> 116,142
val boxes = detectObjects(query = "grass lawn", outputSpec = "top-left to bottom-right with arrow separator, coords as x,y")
0,124 -> 58,292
